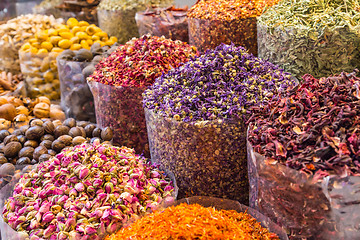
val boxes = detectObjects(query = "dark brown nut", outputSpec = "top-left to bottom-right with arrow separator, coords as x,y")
57,135 -> 72,146
17,157 -> 31,165
101,127 -> 113,141
75,49 -> 93,61
82,64 -> 96,78
19,125 -> 30,135
77,121 -> 88,128
43,121 -> 55,134
63,118 -> 76,128
18,147 -> 35,159
17,135 -> 26,145
48,149 -> 57,156
84,124 -> 96,138
33,146 -> 48,161
39,154 -> 51,162
54,125 -> 70,138
0,144 -> 4,153
3,135 -> 19,145
4,142 -> 22,158
0,103 -> 16,121
0,163 -> 15,177
79,127 -> 86,138
52,140 -> 66,153
24,140 -> 39,148
0,154 -> 7,164
30,119 -> 44,127
12,129 -> 23,136
0,130 -> 10,142
41,134 -> 55,142
40,140 -> 52,149
72,136 -> 86,146
92,128 -> 102,138
69,127 -> 83,138
25,126 -> 45,140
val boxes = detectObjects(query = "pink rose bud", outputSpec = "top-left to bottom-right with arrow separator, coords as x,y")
57,231 -> 68,240
43,224 -> 56,238
75,182 -> 85,192
150,171 -> 161,178
79,168 -> 90,180
85,225 -> 97,235
104,182 -> 114,193
69,189 -> 78,197
42,212 -> 55,224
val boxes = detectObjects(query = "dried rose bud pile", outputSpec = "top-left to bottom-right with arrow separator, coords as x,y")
248,70 -> 360,176
87,35 -> 198,87
3,141 -> 175,239
143,43 -> 296,122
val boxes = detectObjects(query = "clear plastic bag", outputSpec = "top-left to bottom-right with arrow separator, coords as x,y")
145,108 -> 249,204
15,0 -> 42,16
88,81 -> 149,157
161,196 -> 288,240
135,6 -> 189,43
248,138 -> 360,239
188,17 -> 257,54
97,8 -> 139,44
57,58 -> 96,122
257,23 -> 360,79
19,50 -> 61,100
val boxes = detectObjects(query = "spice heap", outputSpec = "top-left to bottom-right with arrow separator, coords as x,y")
57,43 -> 119,122
143,43 -> 295,201
88,35 -> 197,156
97,0 -> 173,43
258,0 -> 360,78
0,14 -> 63,73
0,117 -> 113,166
0,96 -> 65,131
3,141 -> 175,239
19,17 -> 117,99
144,43 -> 295,121
135,6 -> 189,43
106,203 -> 280,240
187,0 -> 279,53
89,35 -> 197,87
247,70 -> 360,239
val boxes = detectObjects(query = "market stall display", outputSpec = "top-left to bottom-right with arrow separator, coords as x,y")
0,71 -> 24,97
143,43 -> 296,202
187,0 -> 279,54
135,6 -> 189,43
0,14 -> 62,74
33,0 -> 62,17
248,70 -> 360,239
1,141 -> 176,239
107,196 -> 288,240
258,0 -> 360,79
88,35 -> 198,157
19,17 -> 117,100
97,0 -> 173,44
15,0 -> 43,16
57,43 -> 118,122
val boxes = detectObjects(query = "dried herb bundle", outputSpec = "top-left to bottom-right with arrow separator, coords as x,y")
258,0 -> 360,78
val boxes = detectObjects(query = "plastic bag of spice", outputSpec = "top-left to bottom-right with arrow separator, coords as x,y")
248,141 -> 360,239
135,6 -> 189,43
57,58 -> 96,122
0,165 -> 35,240
97,8 -> 139,44
19,50 -> 61,100
89,81 -> 149,157
188,17 -> 257,54
145,108 -> 249,203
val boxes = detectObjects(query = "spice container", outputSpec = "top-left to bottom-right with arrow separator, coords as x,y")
88,35 -> 198,157
107,196 -> 288,240
97,0 -> 174,44
33,0 -> 62,17
258,0 -> 360,79
1,141 -> 177,239
135,6 -> 189,42
0,14 -> 62,74
15,0 -> 43,16
19,17 -> 117,99
143,43 -> 296,202
187,0 -> 279,54
248,71 -> 360,239
0,1 -> 16,22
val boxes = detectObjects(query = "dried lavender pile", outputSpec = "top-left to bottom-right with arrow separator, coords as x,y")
247,70 -> 360,239
88,35 -> 197,157
143,43 -> 296,202
2,141 -> 175,239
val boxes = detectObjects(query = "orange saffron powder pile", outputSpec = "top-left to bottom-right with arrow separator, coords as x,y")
105,203 -> 280,240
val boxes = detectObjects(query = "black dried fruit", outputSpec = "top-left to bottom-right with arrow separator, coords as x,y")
39,154 -> 51,162
101,127 -> 113,141
64,118 -> 76,128
3,135 -> 19,145
33,146 -> 48,161
92,128 -> 101,138
4,142 -> 22,158
52,140 -> 66,153
40,140 -> 52,149
84,124 -> 96,138
25,126 -> 45,140
17,157 -> 31,165
43,121 -> 55,134
54,125 -> 70,138
24,140 -> 39,148
0,130 -> 10,141
18,147 -> 35,159
57,135 -> 73,146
